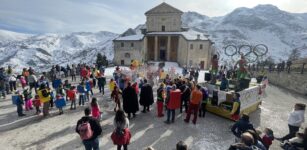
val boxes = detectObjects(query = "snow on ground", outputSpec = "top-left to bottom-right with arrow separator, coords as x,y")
0,75 -> 306,150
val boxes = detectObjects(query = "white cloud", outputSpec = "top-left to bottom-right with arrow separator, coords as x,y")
0,0 -> 306,34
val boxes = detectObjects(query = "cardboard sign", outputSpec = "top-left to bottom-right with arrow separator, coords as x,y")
52,79 -> 62,89
55,98 -> 66,108
167,89 -> 181,109
12,95 -> 19,105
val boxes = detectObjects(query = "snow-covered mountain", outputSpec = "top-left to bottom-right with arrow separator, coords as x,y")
1,4 -> 306,71
0,31 -> 118,71
182,4 -> 307,63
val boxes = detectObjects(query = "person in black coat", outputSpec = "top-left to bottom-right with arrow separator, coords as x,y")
231,114 -> 255,138
139,79 -> 154,113
122,82 -> 139,119
180,81 -> 191,113
76,107 -> 102,150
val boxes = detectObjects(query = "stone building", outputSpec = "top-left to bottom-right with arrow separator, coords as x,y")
113,2 -> 214,69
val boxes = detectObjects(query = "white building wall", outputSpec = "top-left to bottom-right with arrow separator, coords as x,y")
146,14 -> 181,32
187,41 -> 211,69
177,36 -> 188,66
113,41 -> 144,65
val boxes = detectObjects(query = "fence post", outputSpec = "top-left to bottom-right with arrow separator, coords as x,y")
301,63 -> 305,74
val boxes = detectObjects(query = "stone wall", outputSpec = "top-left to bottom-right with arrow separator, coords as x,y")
264,72 -> 307,95
114,41 -> 143,65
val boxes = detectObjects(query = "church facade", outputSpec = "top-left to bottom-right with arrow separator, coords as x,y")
113,2 -> 214,69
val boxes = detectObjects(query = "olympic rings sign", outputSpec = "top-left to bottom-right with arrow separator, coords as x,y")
224,44 -> 268,63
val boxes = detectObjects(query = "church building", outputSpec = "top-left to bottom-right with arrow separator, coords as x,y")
113,2 -> 214,69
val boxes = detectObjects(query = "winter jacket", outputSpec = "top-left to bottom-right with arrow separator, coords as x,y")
157,87 -> 164,102
231,119 -> 254,138
190,89 -> 203,105
220,78 -> 229,90
9,75 -> 17,82
97,76 -> 106,86
180,85 -> 191,102
91,104 -> 101,119
200,87 -> 209,104
76,116 -> 102,141
37,88 -> 51,103
122,86 -> 139,113
113,118 -> 129,130
109,81 -> 116,92
167,89 -> 181,110
28,75 -> 37,84
139,83 -> 154,106
288,110 -> 305,127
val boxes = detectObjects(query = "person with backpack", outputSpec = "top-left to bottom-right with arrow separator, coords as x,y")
111,109 -> 131,150
37,84 -> 51,117
76,107 -> 102,150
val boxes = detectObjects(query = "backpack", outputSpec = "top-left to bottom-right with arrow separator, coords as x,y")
78,121 -> 93,140
41,89 -> 50,97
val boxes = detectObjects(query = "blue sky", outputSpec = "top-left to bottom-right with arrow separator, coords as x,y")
0,0 -> 306,34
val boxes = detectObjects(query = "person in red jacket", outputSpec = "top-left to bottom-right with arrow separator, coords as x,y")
81,67 -> 88,81
164,85 -> 181,124
261,128 -> 274,149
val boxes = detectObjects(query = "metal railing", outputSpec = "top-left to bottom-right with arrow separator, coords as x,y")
248,62 -> 306,74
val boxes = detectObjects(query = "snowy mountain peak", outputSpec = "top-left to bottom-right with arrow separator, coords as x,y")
0,29 -> 32,42
0,30 -> 118,72
253,4 -> 280,12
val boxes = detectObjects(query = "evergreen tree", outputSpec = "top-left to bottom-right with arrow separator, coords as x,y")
96,53 -> 104,68
102,55 -> 108,67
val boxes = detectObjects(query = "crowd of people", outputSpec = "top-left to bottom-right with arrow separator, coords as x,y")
0,56 -> 306,150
